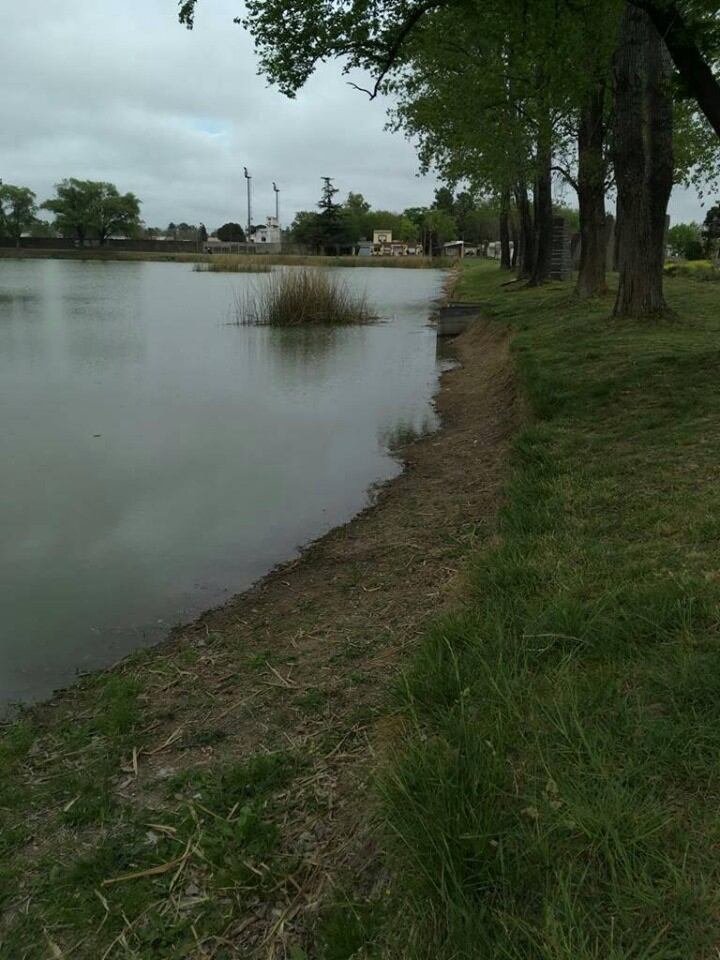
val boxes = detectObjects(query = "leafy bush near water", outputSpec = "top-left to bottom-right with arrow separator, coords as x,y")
664,259 -> 720,280
234,268 -> 374,326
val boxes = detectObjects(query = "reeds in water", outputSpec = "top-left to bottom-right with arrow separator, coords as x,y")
194,257 -> 272,273
234,269 -> 374,326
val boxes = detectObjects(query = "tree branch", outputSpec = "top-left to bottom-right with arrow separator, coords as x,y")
356,0 -> 454,99
552,165 -> 579,192
627,0 -> 720,139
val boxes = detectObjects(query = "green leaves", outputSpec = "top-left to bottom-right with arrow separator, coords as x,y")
0,183 -> 37,242
42,178 -> 141,246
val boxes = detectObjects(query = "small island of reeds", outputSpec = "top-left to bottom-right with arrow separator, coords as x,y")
234,269 -> 374,326
193,257 -> 272,273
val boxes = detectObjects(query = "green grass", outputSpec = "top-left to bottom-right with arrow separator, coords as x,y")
664,259 -> 719,280
376,261 -> 720,958
0,745 -> 301,957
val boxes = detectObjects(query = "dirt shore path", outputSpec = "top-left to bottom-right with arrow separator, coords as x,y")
2,319 -> 517,958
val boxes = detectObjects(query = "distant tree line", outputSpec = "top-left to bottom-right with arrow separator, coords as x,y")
0,180 -> 223,248
0,175 -> 581,255
288,182 -> 489,255
180,0 -> 720,317
667,206 -> 720,261
285,180 -> 580,256
0,179 -> 142,247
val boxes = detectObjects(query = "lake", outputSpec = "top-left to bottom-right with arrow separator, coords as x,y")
0,259 -> 446,709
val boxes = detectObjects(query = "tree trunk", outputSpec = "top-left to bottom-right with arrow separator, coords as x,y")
510,219 -> 519,268
613,202 -> 622,272
575,82 -> 608,297
633,0 -> 720,140
499,189 -> 512,269
514,182 -> 534,279
613,3 -> 674,318
528,142 -> 553,286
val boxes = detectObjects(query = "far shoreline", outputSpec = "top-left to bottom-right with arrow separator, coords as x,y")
0,247 -> 452,268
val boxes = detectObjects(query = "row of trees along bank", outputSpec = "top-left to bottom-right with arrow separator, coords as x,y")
285,181 -> 578,256
0,180 -> 226,248
180,0 -> 720,319
0,179 -> 142,247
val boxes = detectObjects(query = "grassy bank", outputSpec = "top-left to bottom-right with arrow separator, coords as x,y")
380,261 -> 720,957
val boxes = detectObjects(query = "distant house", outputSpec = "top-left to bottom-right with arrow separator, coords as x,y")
366,229 -> 421,257
443,240 -> 466,258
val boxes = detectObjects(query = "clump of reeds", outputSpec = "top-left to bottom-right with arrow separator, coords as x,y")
234,268 -> 374,326
194,257 -> 272,273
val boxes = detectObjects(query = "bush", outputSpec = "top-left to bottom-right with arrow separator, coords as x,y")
667,222 -> 703,260
234,269 -> 374,326
664,259 -> 719,281
685,239 -> 706,261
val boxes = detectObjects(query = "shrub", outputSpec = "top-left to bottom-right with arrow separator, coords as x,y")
664,259 -> 718,281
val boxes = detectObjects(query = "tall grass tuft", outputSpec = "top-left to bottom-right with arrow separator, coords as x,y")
234,269 -> 374,326
194,257 -> 272,273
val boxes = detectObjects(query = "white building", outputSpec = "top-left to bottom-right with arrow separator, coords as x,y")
251,216 -> 282,245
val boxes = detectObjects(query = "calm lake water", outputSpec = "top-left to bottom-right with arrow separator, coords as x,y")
0,259 -> 445,708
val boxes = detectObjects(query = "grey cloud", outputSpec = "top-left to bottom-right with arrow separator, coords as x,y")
2,0 -> 438,229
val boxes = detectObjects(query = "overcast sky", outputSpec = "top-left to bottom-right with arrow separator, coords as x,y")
1,1 -> 710,230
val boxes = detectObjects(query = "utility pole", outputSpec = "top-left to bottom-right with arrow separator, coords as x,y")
243,166 -> 252,242
272,182 -> 280,224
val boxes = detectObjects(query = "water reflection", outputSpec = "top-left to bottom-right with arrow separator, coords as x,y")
378,416 -> 437,453
0,259 -> 446,708
239,324 -> 349,389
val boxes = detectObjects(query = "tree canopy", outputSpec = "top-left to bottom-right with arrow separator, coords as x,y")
216,222 -> 246,242
667,221 -> 704,258
42,179 -> 141,246
0,184 -> 37,243
178,0 -> 720,314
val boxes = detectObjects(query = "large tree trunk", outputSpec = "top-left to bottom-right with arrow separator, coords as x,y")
514,182 -> 535,279
499,189 -> 512,269
575,82 -> 608,297
613,201 -> 622,272
613,3 -> 674,318
528,141 -> 553,286
633,0 -> 720,139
